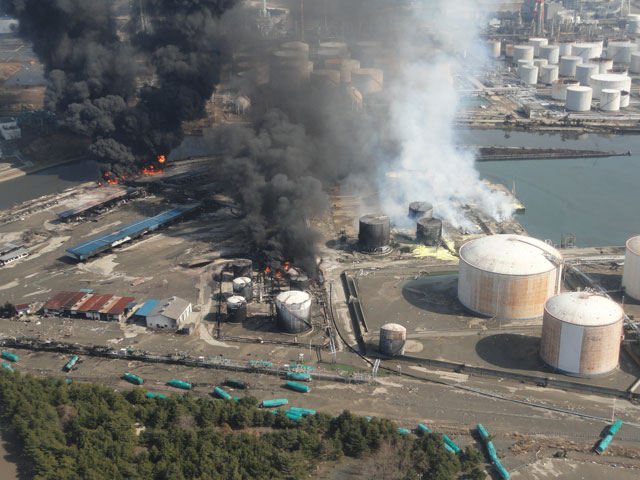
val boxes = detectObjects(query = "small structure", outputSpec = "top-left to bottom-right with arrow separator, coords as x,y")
146,296 -> 192,329
14,303 -> 31,316
0,118 -> 21,140
43,291 -> 135,321
0,247 -> 28,266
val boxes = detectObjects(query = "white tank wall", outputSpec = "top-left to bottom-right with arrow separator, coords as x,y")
600,89 -> 621,111
629,15 -> 640,34
566,86 -> 592,111
552,80 -> 579,100
559,56 -> 582,76
513,45 -> 534,62
608,42 -> 637,64
593,58 -> 614,73
590,74 -> 631,99
533,58 -> 548,69
540,65 -> 559,84
517,59 -> 534,68
489,40 -> 501,58
630,52 -> 640,73
519,65 -> 538,84
539,45 -> 559,64
571,43 -> 600,62
620,91 -> 630,108
575,64 -> 598,86
623,236 -> 640,300
557,43 -> 574,56
528,38 -> 548,56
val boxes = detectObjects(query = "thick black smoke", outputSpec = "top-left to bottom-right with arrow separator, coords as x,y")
2,0 -> 235,175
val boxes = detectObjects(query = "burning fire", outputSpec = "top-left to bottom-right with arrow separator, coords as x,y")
265,267 -> 271,274
104,172 -> 119,184
284,261 -> 290,271
157,155 -> 166,164
142,164 -> 162,175
275,271 -> 282,278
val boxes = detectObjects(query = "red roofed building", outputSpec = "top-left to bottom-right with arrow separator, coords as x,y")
43,291 -> 136,321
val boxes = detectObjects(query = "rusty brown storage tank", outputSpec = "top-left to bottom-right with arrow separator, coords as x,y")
457,234 -> 563,320
358,214 -> 391,252
540,292 -> 623,375
226,296 -> 247,323
379,323 -> 407,356
408,201 -> 433,221
622,235 -> 640,301
416,217 -> 442,246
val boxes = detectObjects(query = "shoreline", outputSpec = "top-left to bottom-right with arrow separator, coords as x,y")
0,156 -> 84,184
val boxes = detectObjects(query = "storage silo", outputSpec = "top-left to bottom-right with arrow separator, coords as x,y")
565,86 -> 592,112
275,291 -> 312,334
457,234 -> 563,320
620,90 -> 630,108
623,235 -> 640,301
590,73 -> 631,99
359,214 -> 391,252
608,41 -> 636,64
519,65 -> 538,85
590,57 -> 614,73
630,52 -> 640,73
232,277 -> 253,301
600,89 -> 621,111
558,56 -> 582,77
416,217 -> 442,246
379,323 -> 407,356
513,45 -> 534,63
575,63 -> 598,86
226,296 -> 247,323
540,292 -> 623,376
408,201 -> 433,220
571,43 -> 600,62
557,42 -> 575,56
540,65 -> 559,85
528,38 -> 548,56
488,40 -> 501,58
551,79 -> 579,101
539,45 -> 560,64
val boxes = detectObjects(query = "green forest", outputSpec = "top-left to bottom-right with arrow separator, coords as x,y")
0,370 -> 485,479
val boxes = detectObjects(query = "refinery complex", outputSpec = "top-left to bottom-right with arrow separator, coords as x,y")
1,1 -> 640,479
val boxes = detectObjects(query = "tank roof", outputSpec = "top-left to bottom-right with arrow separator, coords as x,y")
227,295 -> 246,307
459,234 -> 562,275
567,86 -> 592,92
276,290 -> 311,305
381,323 -> 406,332
590,73 -> 628,82
545,292 -> 623,326
627,235 -> 640,254
360,214 -> 389,224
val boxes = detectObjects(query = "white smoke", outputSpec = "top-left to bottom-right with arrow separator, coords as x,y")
382,0 -> 513,230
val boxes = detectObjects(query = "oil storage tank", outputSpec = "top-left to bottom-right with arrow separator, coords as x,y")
457,234 -> 563,320
600,89 -> 621,112
540,65 -> 558,85
558,56 -> 582,77
565,86 -> 592,112
232,277 -> 253,300
359,214 -> 391,252
623,235 -> 640,300
513,45 -> 534,63
539,45 -> 559,64
590,57 -> 613,73
589,73 -> 631,99
226,296 -> 247,323
416,217 -> 442,246
408,201 -> 433,220
630,52 -> 640,73
276,291 -> 312,333
379,323 -> 407,356
575,63 -> 598,86
551,79 -> 579,101
528,38 -> 548,56
519,65 -> 538,85
540,292 -> 623,375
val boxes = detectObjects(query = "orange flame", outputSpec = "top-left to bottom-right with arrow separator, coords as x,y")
265,267 -> 271,274
157,155 -> 166,164
275,271 -> 282,278
104,172 -> 119,184
142,165 -> 162,175
284,261 -> 290,271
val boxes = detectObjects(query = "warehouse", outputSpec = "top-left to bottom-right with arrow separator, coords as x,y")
43,291 -> 136,321
146,297 -> 192,329
65,203 -> 200,261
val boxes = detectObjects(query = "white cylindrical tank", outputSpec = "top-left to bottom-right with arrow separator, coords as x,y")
590,57 -> 614,73
232,277 -> 253,301
540,292 -> 624,376
571,43 -> 600,62
540,65 -> 559,85
620,90 -> 630,108
600,89 -> 621,111
513,45 -> 534,63
551,79 -> 579,100
565,86 -> 592,111
226,296 -> 247,323
488,40 -> 501,58
379,323 -> 407,356
528,38 -> 548,56
559,56 -> 582,76
533,58 -> 548,70
457,234 -> 563,320
623,236 -> 640,300
517,58 -> 534,69
351,68 -> 383,94
519,65 -> 538,85
275,290 -> 313,333
628,15 -> 640,34
608,41 -> 636,64
590,73 -> 631,99
575,63 -> 598,86
630,52 -> 640,73
539,45 -> 560,64
557,42 -> 575,57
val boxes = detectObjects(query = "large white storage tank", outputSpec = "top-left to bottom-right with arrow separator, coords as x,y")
488,40 -> 501,58
513,45 -> 534,63
540,292 -> 623,376
557,42 -> 574,56
457,235 -> 563,320
571,43 -> 600,62
575,63 -> 598,86
565,86 -> 592,111
600,89 -> 621,111
275,291 -> 312,333
590,73 -> 631,99
552,79 -> 579,101
608,41 -> 636,64
559,56 -> 582,76
591,57 -> 614,73
630,52 -> 640,73
540,65 -> 559,85
539,45 -> 559,64
623,235 -> 640,301
528,38 -> 548,56
519,65 -> 538,85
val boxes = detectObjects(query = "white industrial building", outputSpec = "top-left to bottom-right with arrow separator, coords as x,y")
146,296 -> 192,329
0,118 -> 21,140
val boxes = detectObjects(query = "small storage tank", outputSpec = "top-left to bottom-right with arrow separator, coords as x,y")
608,41 -> 636,64
630,52 -> 640,73
505,44 -> 514,58
457,234 -> 563,320
416,217 -> 442,246
623,235 -> 640,301
408,201 -> 433,220
571,43 -> 600,62
565,86 -> 592,112
600,89 -> 621,111
540,292 -> 624,376
551,78 -> 579,101
513,45 -> 534,63
226,296 -> 247,323
558,56 -> 582,77
557,42 -> 575,56
338,58 -> 360,83
540,65 -> 559,85
488,40 -> 501,58
528,38 -> 548,56
231,258 -> 252,277
351,68 -> 383,94
590,73 -> 631,99
629,16 -> 640,34
519,65 -> 538,85
275,290 -> 312,334
379,323 -> 407,356
517,59 -> 534,72
232,277 -> 253,300
539,45 -> 560,64
575,63 -> 598,86
533,58 -> 548,70
288,268 -> 310,290
590,57 -> 614,73
359,214 -> 391,252
620,90 -> 630,108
